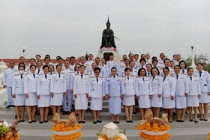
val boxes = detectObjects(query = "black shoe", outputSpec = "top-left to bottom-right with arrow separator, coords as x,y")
129,120 -> 133,123
78,121 -> 82,123
17,120 -> 21,123
6,105 -> 11,108
93,121 -> 97,124
11,105 -> 15,107
115,121 -> 120,124
194,120 -> 198,123
126,120 -> 130,123
176,120 -> 180,122
32,120 -> 36,123
81,121 -> 85,124
20,120 -> 25,122
40,121 -> 44,124
180,120 -> 184,123
28,121 -> 32,124
204,119 -> 208,121
44,120 -> 48,123
169,121 -> 173,123
97,120 -> 102,123
200,118 -> 204,121
189,119 -> 193,122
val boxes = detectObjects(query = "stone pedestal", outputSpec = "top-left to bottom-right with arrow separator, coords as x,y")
96,47 -> 121,64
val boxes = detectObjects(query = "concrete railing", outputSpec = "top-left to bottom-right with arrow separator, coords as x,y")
0,89 -> 7,106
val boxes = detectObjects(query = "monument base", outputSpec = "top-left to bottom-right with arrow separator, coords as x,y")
96,47 -> 121,64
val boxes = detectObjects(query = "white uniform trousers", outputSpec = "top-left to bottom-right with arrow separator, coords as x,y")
63,90 -> 73,112
6,87 -> 14,105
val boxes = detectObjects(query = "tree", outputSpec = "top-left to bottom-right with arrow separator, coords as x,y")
184,53 -> 209,69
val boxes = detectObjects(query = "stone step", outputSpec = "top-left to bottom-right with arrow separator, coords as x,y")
1,110 -> 209,121
15,127 -> 209,140
16,120 -> 210,130
0,105 -> 129,112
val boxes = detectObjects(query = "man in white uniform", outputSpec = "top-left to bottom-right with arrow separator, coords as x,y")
3,61 -> 16,108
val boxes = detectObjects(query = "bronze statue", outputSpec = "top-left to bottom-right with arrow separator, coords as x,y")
101,17 -> 116,48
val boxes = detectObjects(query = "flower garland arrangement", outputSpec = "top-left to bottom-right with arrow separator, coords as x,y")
96,122 -> 127,140
136,109 -> 171,140
51,112 -> 82,140
0,120 -> 19,140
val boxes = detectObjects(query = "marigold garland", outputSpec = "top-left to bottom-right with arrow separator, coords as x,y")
208,133 -> 210,140
52,132 -> 82,140
51,123 -> 82,132
136,123 -> 170,132
0,133 -> 20,140
139,132 -> 171,140
99,134 -> 124,140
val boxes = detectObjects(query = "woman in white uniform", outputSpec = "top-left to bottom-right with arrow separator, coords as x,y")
89,67 -> 106,124
37,65 -> 51,123
71,63 -> 81,116
73,65 -> 89,123
196,63 -> 210,121
179,60 -> 187,75
151,67 -> 163,117
123,67 -> 137,123
50,65 -> 66,115
162,67 -> 176,123
106,67 -> 125,124
24,65 -> 38,123
12,65 -> 25,122
136,68 -> 152,120
174,65 -> 189,122
187,67 -> 201,123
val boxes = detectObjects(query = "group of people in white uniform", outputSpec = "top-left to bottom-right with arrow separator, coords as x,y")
3,53 -> 210,124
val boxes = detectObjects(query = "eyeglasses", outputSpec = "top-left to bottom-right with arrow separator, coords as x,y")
95,72 -> 100,74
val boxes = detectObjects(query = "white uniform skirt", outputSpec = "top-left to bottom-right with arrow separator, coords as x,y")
90,98 -> 103,110
26,92 -> 37,106
199,92 -> 210,103
151,94 -> 162,107
38,95 -> 51,108
14,94 -> 25,106
138,95 -> 151,108
175,96 -> 186,109
75,94 -> 88,110
162,97 -> 175,109
123,95 -> 135,106
187,95 -> 199,107
51,93 -> 63,106
109,97 -> 121,115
